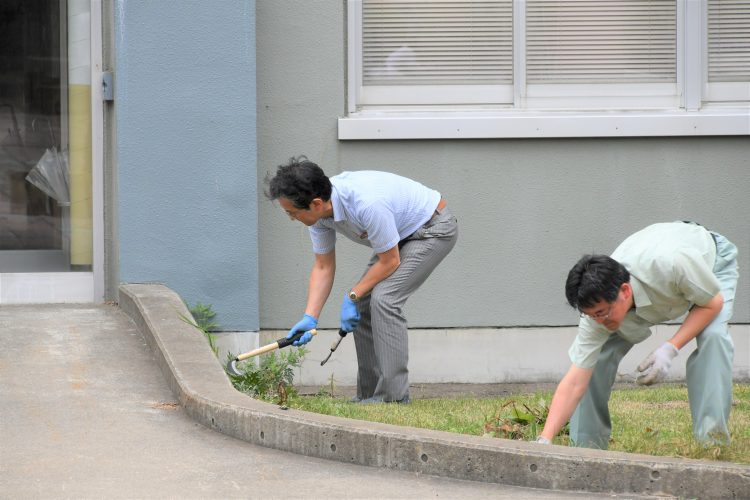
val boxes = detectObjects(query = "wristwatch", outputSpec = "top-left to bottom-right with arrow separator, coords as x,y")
348,290 -> 360,302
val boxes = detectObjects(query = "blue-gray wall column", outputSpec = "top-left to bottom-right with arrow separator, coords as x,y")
114,0 -> 259,330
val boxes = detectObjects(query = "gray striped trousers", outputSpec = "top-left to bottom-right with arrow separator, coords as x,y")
353,208 -> 458,402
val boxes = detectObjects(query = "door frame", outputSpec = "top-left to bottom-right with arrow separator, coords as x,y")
0,0 -> 103,304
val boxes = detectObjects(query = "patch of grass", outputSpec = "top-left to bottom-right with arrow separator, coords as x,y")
603,383 -> 750,463
288,383 -> 750,464
291,392 -> 557,436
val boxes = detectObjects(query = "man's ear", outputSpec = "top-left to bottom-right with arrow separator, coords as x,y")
621,282 -> 632,300
309,198 -> 324,210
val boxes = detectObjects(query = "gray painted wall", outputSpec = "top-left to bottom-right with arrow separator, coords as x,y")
257,1 -> 749,330
114,0 -> 259,330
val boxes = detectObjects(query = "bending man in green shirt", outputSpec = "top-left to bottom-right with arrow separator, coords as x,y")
537,221 -> 739,448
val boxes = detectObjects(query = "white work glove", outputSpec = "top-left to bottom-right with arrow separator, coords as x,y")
636,342 -> 679,386
535,436 -> 551,445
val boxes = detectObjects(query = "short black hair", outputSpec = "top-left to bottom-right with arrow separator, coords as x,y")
265,156 -> 332,209
565,254 -> 630,310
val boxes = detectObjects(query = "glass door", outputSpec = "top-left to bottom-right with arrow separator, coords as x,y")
0,0 -> 100,303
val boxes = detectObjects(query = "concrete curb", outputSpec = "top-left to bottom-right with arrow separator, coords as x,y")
118,283 -> 750,498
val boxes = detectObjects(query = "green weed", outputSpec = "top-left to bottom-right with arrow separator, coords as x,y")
179,302 -> 219,356
189,302 -> 219,332
483,398 -> 568,440
229,347 -> 307,406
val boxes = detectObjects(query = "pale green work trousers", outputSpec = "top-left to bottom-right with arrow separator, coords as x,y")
569,232 -> 739,449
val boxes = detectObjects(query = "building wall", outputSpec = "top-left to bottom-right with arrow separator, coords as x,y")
257,0 -> 750,331
114,0 -> 259,330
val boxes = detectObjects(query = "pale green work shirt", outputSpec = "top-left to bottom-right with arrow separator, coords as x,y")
569,222 -> 719,369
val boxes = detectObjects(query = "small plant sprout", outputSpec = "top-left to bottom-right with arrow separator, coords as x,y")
178,302 -> 220,356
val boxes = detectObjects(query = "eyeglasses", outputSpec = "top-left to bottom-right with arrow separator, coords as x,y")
579,292 -> 620,321
579,303 -> 613,321
284,206 -> 308,220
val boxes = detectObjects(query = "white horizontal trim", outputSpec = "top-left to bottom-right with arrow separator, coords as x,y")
705,81 -> 750,102
361,84 -> 513,104
0,273 -> 94,304
525,83 -> 677,97
338,107 -> 750,139
520,95 -> 680,108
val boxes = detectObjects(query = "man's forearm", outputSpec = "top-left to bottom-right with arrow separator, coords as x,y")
351,246 -> 400,297
670,292 -> 723,349
305,254 -> 335,318
540,365 -> 592,440
541,388 -> 580,440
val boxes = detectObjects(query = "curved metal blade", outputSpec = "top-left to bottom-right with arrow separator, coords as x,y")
226,358 -> 243,376
320,336 -> 345,366
320,350 -> 334,366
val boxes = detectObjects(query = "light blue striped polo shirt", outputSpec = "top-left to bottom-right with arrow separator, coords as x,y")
308,171 -> 441,254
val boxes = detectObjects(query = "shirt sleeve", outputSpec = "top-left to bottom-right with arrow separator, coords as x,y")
568,318 -> 610,369
309,223 -> 336,255
358,203 -> 401,254
673,248 -> 720,306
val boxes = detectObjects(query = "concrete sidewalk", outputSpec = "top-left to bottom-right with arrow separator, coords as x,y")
1,303 -> 610,499
116,283 -> 750,498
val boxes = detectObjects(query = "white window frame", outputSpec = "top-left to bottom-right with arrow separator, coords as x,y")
340,0 -> 750,139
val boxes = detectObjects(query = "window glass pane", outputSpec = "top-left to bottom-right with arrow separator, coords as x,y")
362,0 -> 513,86
526,0 -> 677,84
708,0 -> 750,82
0,0 -> 92,272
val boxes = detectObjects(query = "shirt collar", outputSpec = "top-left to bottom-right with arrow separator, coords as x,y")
329,185 -> 345,222
630,276 -> 652,309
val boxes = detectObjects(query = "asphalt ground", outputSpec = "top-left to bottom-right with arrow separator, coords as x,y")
0,303 -> 653,499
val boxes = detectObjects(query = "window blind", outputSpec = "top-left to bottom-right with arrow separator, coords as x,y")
708,0 -> 750,82
362,0 -> 513,86
526,0 -> 676,84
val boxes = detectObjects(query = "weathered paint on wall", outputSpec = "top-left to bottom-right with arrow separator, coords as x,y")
115,0 -> 259,330
257,1 -> 749,329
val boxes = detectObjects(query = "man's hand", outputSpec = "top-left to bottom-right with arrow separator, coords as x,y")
535,436 -> 551,444
636,342 -> 679,386
340,295 -> 360,332
287,314 -> 318,346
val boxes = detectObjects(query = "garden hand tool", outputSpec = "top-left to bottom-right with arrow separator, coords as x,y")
226,329 -> 317,376
320,329 -> 349,366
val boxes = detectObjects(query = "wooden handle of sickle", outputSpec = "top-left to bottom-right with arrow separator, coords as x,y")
235,329 -> 318,361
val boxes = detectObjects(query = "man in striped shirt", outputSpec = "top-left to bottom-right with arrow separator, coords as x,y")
266,156 -> 458,404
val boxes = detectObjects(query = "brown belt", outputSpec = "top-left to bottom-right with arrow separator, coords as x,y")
435,198 -> 447,214
400,199 -> 448,247
427,198 -> 447,224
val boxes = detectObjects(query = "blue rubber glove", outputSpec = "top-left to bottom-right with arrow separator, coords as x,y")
340,295 -> 360,332
287,314 -> 317,346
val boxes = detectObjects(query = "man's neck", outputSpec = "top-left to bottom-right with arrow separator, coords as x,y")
322,200 -> 334,219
